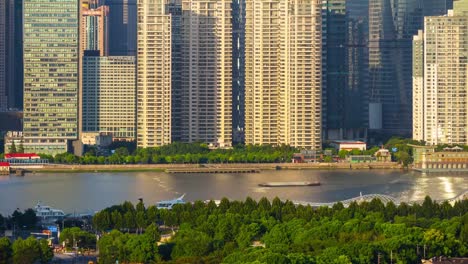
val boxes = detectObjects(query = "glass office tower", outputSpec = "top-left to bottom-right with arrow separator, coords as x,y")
23,0 -> 79,154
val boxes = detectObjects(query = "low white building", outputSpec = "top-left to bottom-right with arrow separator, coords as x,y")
330,140 -> 366,151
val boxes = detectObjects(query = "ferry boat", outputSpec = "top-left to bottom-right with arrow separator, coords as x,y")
156,194 -> 186,209
34,202 -> 65,223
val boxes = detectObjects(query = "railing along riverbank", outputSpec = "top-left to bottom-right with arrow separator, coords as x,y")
18,162 -> 403,173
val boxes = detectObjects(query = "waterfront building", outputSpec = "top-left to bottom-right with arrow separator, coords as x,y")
82,56 -> 136,141
413,2 -> 468,145
179,0 -> 233,147
0,162 -> 10,175
412,145 -> 468,173
23,0 -> 80,155
81,1 -> 110,56
137,0 -> 233,148
245,0 -> 322,149
136,0 -> 173,147
330,140 -> 366,151
105,0 -> 137,56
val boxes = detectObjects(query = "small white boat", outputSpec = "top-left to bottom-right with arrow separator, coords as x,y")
156,194 -> 186,209
34,201 -> 65,223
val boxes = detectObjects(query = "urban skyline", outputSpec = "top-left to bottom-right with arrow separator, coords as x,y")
1,0 -> 468,155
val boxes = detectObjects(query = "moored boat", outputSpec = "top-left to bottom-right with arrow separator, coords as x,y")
156,194 -> 186,209
34,201 -> 65,223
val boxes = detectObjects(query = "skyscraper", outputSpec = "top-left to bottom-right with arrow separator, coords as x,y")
81,1 -> 110,56
245,0 -> 322,149
368,0 -> 452,136
179,0 -> 233,147
0,0 -> 7,112
137,0 -> 233,148
412,30 -> 424,142
0,0 -> 24,112
83,56 -> 136,141
23,0 -> 79,154
413,1 -> 468,145
105,0 -> 137,56
136,0 -> 172,148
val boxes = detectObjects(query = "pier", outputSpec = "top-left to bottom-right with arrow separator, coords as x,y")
292,190 -> 468,208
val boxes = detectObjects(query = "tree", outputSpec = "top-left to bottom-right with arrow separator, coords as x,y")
12,237 -> 41,264
9,141 -> 16,154
60,227 -> 97,250
39,239 -> 54,264
171,227 -> 213,259
17,140 -> 24,154
0,237 -> 12,264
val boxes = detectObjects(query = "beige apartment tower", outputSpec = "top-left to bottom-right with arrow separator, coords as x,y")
245,0 -> 322,149
180,0 -> 233,147
137,0 -> 232,148
413,2 -> 468,145
137,0 -> 172,148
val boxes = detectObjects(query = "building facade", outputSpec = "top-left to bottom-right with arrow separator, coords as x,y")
82,56 -> 136,141
413,2 -> 468,145
136,0 -> 173,147
105,0 -> 137,56
412,30 -> 424,141
0,0 -> 25,111
82,2 -> 110,56
368,0 -> 452,137
137,0 -> 233,148
180,0 -> 233,147
0,0 -> 7,111
245,0 -> 322,149
323,0 -> 369,141
23,0 -> 79,154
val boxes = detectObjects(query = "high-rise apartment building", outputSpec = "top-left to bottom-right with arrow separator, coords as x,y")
413,1 -> 468,145
412,30 -> 424,142
137,0 -> 233,148
23,0 -> 79,154
105,0 -> 137,56
136,0 -> 172,148
180,0 -> 233,147
83,56 -> 136,140
245,0 -> 322,149
82,1 -> 110,56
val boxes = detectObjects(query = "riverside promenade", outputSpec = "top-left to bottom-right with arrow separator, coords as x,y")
28,162 -> 402,173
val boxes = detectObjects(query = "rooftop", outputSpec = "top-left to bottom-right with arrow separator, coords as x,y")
5,153 -> 40,159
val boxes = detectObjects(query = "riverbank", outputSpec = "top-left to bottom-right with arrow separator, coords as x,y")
25,162 -> 403,173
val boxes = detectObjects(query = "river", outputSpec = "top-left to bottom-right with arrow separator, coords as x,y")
0,170 -> 466,215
